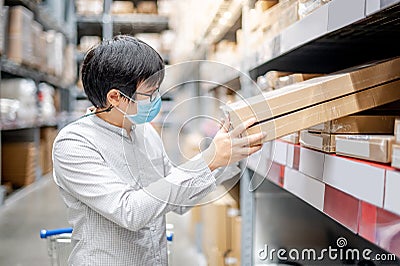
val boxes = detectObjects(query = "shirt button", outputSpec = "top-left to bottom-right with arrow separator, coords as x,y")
151,226 -> 156,232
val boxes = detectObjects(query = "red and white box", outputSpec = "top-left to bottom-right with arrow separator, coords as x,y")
323,155 -> 385,207
384,170 -> 400,216
298,146 -> 325,181
284,167 -> 325,210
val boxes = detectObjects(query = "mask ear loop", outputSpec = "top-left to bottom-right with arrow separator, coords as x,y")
81,105 -> 114,118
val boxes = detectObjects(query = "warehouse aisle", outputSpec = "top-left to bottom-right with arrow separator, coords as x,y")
0,174 -> 68,266
0,174 -> 202,266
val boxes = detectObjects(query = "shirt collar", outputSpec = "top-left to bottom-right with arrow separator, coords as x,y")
88,114 -> 134,139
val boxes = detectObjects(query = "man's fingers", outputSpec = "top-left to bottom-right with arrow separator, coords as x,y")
230,118 -> 257,138
233,132 -> 266,147
220,116 -> 230,133
240,144 -> 263,156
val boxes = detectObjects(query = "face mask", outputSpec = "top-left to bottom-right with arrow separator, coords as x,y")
117,92 -> 162,124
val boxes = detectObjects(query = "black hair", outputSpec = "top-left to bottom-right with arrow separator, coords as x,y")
81,35 -> 165,108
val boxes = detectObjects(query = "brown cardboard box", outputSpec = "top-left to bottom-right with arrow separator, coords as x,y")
229,216 -> 241,266
112,1 -> 135,14
7,6 -> 34,65
1,142 -> 36,187
227,57 -> 400,130
280,132 -> 300,144
274,73 -> 322,89
394,119 -> 400,143
202,193 -> 239,257
392,144 -> 400,169
335,135 -> 394,163
40,127 -> 58,175
255,0 -> 278,12
244,79 -> 400,143
300,131 -> 336,153
137,1 -> 157,14
308,115 -> 397,134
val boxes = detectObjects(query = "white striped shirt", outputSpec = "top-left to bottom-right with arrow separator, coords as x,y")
52,114 -> 216,265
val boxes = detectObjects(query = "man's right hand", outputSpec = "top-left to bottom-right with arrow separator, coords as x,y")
202,117 -> 266,171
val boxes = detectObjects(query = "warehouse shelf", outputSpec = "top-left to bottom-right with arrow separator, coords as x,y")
4,0 -> 73,41
248,0 -> 400,79
113,14 -> 169,34
77,14 -> 169,40
0,120 -> 57,131
0,58 -> 72,89
246,140 -> 400,258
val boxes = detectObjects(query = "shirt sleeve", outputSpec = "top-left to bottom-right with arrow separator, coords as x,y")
53,132 -> 216,232
164,153 -> 218,215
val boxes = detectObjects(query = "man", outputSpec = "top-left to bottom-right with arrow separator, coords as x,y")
52,35 -> 264,265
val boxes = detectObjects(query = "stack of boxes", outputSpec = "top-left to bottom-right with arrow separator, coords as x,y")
1,142 -> 37,188
226,57 -> 400,144
2,5 -> 76,83
40,127 -> 58,175
200,192 -> 241,266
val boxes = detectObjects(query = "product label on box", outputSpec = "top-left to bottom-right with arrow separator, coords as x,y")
336,138 -> 370,158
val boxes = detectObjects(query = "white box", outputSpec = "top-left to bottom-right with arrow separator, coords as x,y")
273,141 -> 287,165
280,2 -> 329,54
323,155 -> 385,207
299,147 -> 325,181
284,167 -> 325,210
328,0 -> 366,32
384,170 -> 400,216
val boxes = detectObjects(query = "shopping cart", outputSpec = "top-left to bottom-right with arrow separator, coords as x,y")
40,224 -> 173,265
40,227 -> 73,266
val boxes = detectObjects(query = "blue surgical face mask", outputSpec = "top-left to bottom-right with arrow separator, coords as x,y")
116,91 -> 162,124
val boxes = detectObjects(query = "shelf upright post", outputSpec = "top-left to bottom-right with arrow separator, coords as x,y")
102,0 -> 113,40
239,1 -> 256,265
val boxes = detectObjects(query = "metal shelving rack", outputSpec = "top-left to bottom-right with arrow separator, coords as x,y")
238,0 -> 400,265
0,0 -> 76,204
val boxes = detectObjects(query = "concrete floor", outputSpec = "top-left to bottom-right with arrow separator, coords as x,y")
0,175 -> 68,266
0,174 -> 203,266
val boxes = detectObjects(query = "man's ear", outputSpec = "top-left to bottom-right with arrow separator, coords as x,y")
107,89 -> 123,107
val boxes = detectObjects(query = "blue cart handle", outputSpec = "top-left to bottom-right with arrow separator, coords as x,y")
40,227 -> 73,239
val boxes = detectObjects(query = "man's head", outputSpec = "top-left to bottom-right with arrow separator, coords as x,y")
81,35 -> 165,109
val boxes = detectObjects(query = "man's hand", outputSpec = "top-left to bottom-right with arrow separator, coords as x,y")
202,117 -> 265,171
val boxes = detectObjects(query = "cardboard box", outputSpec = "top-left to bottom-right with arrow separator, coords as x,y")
280,131 -> 300,144
46,30 -> 65,77
298,146 -> 325,181
335,135 -> 394,163
226,58 -> 400,131
7,6 -> 34,65
111,1 -> 135,14
31,20 -> 43,69
391,144 -> 400,169
395,118 -> 400,143
75,0 -> 103,16
40,127 -> 58,175
286,143 -> 300,170
300,131 -> 336,153
241,79 -> 400,144
274,73 -> 321,89
255,0 -> 278,12
384,170 -> 400,216
202,193 -> 239,256
136,1 -> 157,14
323,154 -> 386,207
1,142 -> 36,187
308,115 -> 397,134
273,140 -> 287,165
284,167 -> 325,210
229,216 -> 241,266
